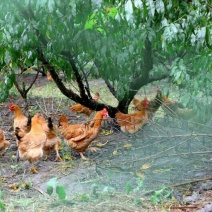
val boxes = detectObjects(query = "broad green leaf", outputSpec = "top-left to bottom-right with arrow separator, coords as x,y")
134,0 -> 143,9
125,0 -> 133,22
0,201 -> 5,210
146,0 -> 155,17
151,195 -> 159,204
47,185 -> 53,196
46,177 -> 57,195
56,184 -> 66,200
181,93 -> 190,107
107,7 -> 117,18
156,0 -> 164,14
125,181 -> 131,195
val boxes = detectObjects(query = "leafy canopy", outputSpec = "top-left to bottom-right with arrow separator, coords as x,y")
0,0 -> 211,108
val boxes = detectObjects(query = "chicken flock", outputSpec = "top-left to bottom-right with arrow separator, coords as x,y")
0,90 -> 190,173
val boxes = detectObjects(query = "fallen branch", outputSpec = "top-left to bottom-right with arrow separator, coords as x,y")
171,176 -> 212,187
32,186 -> 48,196
148,133 -> 212,138
170,205 -> 198,209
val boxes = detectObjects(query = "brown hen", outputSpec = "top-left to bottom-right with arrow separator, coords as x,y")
59,108 -> 108,160
0,129 -> 10,155
116,98 -> 150,134
39,116 -> 62,161
70,92 -> 100,117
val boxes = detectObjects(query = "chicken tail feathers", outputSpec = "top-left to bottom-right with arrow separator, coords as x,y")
58,114 -> 68,126
48,117 -> 54,129
15,127 -> 22,140
27,115 -> 31,127
150,90 -> 163,111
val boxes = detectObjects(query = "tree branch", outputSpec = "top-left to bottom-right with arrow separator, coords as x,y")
61,51 -> 88,99
104,79 -> 117,98
36,48 -> 117,117
93,60 -> 118,99
148,73 -> 169,84
25,69 -> 40,93
117,38 -> 153,112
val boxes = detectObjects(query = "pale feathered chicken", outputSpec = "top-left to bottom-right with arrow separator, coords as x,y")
162,95 -> 195,119
9,103 -> 31,133
15,113 -> 47,173
9,103 -> 31,161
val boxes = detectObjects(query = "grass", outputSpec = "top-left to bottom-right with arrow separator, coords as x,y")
1,183 -> 173,212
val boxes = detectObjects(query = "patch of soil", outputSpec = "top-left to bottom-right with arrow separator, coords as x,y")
0,74 -> 212,211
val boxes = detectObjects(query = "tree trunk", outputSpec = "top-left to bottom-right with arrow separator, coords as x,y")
117,38 -> 153,113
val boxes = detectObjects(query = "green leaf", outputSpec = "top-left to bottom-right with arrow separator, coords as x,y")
134,0 -> 143,9
125,0 -> 133,22
155,0 -> 164,14
205,27 -> 212,49
107,7 -> 117,18
47,185 -> 53,196
155,187 -> 165,195
151,195 -> 159,204
125,181 -> 131,195
181,93 -> 190,107
0,201 -> 5,210
56,184 -> 66,200
146,0 -> 155,17
85,13 -> 97,29
46,177 -> 57,195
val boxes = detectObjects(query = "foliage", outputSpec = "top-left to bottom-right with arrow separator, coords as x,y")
0,191 -> 5,211
151,186 -> 173,205
47,177 -> 66,200
0,0 -> 211,111
0,69 -> 15,102
125,181 -> 131,195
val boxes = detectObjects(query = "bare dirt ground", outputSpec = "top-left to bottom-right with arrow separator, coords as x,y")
0,74 -> 212,211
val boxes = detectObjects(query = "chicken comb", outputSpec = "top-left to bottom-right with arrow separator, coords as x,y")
9,103 -> 14,108
102,108 -> 108,115
102,108 -> 108,112
143,98 -> 149,107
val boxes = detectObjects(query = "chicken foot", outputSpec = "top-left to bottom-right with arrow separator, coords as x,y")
78,147 -> 100,160
29,165 -> 39,174
54,148 -> 63,162
87,147 -> 99,152
79,152 -> 88,160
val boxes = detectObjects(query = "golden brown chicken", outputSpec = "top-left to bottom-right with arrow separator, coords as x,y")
9,103 -> 31,161
9,104 -> 31,133
148,90 -> 164,119
116,98 -> 150,134
162,95 -> 195,119
70,92 -> 100,117
133,90 -> 163,118
59,108 -> 108,160
0,129 -> 10,155
15,113 -> 47,173
39,116 -> 62,161
46,71 -> 54,81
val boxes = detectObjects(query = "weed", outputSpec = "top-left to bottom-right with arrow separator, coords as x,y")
47,177 -> 66,200
80,194 -> 89,202
151,186 -> 173,205
0,191 -> 5,211
125,181 -> 131,195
